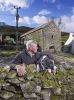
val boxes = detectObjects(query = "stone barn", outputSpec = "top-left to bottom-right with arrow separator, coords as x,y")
21,21 -> 61,52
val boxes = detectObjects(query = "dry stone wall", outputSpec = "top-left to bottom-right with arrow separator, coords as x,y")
0,64 -> 74,100
0,53 -> 74,100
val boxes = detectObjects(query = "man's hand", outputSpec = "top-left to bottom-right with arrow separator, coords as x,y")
15,65 -> 27,76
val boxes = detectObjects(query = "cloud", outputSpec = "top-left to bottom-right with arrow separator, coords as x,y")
18,6 -> 74,33
51,0 -> 56,3
19,14 -> 74,33
44,0 -> 56,3
52,7 -> 74,33
18,5 -> 74,33
0,0 -> 34,14
61,15 -> 74,32
19,16 -> 31,25
19,15 -> 48,26
38,9 -> 51,15
55,14 -> 74,33
32,15 -> 48,24
72,7 -> 74,14
19,9 -> 50,25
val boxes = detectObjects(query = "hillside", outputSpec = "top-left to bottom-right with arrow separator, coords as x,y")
0,22 -> 6,26
61,32 -> 69,45
0,25 -> 33,35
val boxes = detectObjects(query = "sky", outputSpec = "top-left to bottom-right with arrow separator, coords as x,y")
0,0 -> 74,33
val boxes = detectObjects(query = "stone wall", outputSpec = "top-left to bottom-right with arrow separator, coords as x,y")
0,52 -> 74,100
23,21 -> 61,52
0,62 -> 74,100
25,29 -> 44,50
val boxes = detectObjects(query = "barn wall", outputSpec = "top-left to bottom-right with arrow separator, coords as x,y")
22,22 -> 61,52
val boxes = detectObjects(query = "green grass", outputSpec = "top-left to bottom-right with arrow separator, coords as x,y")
0,50 -> 19,56
61,35 -> 69,44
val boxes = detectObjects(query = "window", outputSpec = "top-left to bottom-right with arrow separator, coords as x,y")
52,35 -> 53,39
